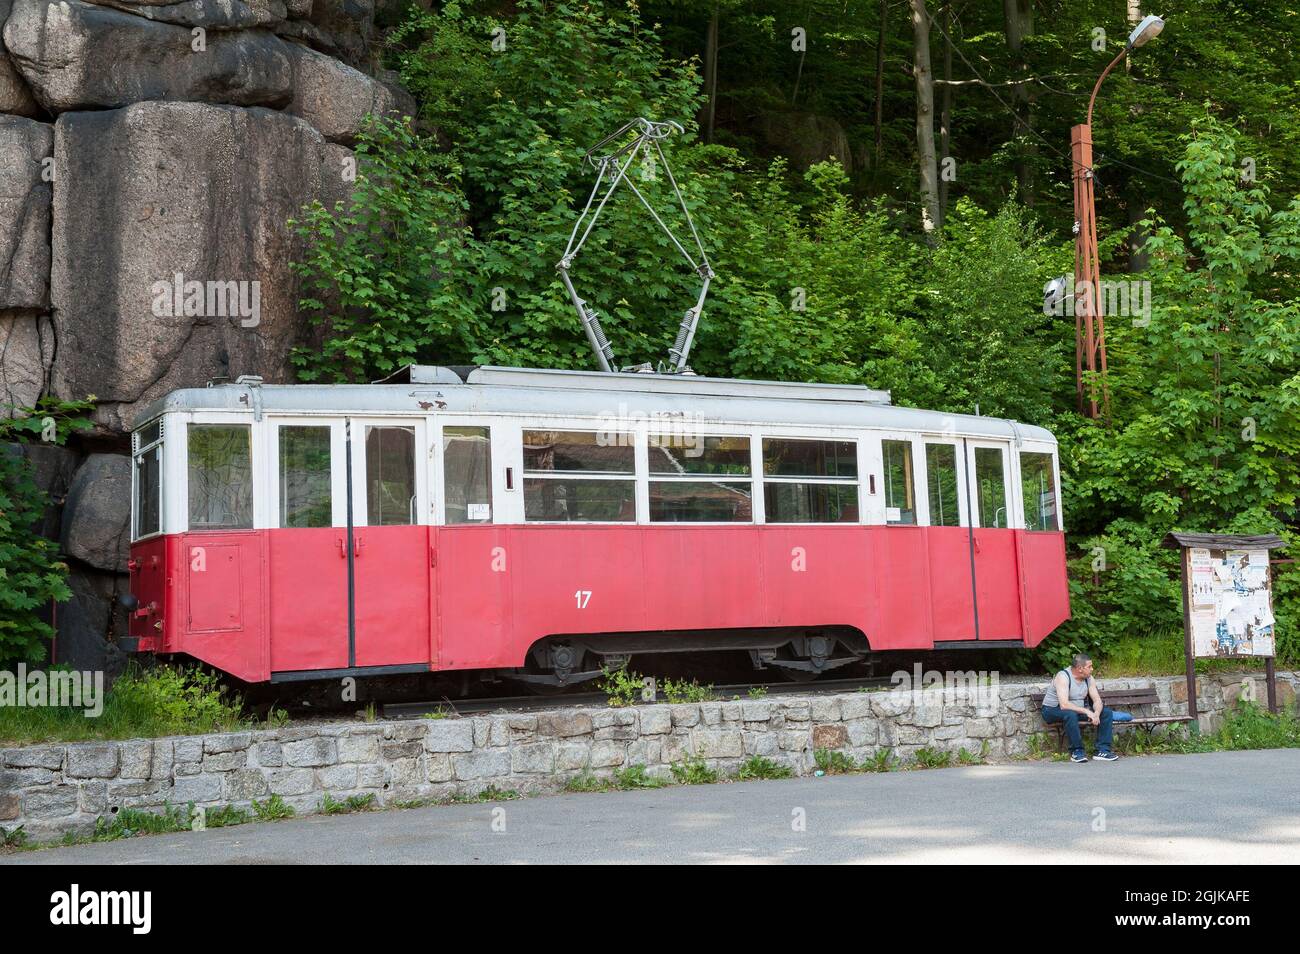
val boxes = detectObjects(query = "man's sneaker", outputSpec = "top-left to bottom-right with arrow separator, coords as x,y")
1093,751 -> 1119,761
1070,751 -> 1089,763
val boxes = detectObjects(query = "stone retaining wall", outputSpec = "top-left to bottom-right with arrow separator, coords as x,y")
3,671 -> 1296,843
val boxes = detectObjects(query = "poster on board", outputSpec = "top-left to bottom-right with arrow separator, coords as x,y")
1187,547 -> 1276,657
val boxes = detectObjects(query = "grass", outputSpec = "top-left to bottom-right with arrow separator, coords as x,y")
1099,630 -> 1287,677
669,758 -> 718,785
0,663 -> 248,746
320,793 -> 377,815
737,755 -> 793,780
252,794 -> 295,821
599,667 -> 645,707
912,746 -> 953,769
813,748 -> 858,775
613,764 -> 666,789
660,677 -> 713,704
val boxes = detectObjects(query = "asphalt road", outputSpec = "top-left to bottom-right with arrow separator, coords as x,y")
6,749 -> 1298,864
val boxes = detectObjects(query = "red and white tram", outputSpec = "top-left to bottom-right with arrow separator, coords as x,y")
121,365 -> 1069,685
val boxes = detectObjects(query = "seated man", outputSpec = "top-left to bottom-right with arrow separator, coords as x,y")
1040,653 -> 1118,762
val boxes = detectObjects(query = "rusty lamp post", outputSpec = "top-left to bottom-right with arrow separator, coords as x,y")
1072,13 -> 1164,419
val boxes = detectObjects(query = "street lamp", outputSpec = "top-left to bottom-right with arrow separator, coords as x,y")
1072,14 -> 1164,419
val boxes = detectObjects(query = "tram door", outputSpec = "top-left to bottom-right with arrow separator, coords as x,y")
964,440 -> 1023,639
347,418 -> 432,667
267,418 -> 350,673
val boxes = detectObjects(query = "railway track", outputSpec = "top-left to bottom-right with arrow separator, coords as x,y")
382,675 -> 898,719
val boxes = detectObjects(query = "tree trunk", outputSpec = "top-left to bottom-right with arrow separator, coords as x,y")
938,2 -> 954,229
701,5 -> 719,144
909,0 -> 940,242
1003,0 -> 1035,205
874,0 -> 887,166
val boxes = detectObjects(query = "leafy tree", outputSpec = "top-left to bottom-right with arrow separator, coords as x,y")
0,399 -> 94,665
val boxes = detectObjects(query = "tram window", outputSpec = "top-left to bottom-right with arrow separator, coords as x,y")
188,424 -> 252,531
524,478 -> 636,522
1020,451 -> 1059,531
524,430 -> 634,474
762,438 -> 857,523
365,426 -> 416,526
279,426 -> 332,528
763,438 -> 856,478
881,439 -> 916,525
134,445 -> 161,538
444,426 -> 492,524
524,430 -> 635,522
974,446 -> 1008,528
649,480 -> 751,522
925,443 -> 960,527
647,434 -> 752,522
649,434 -> 750,476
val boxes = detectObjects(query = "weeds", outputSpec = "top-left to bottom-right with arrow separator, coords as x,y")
861,749 -> 895,773
660,677 -> 712,704
737,755 -> 793,780
614,764 -> 666,789
252,794 -> 295,821
670,758 -> 717,785
912,746 -> 953,769
813,748 -> 858,774
599,667 -> 644,708
320,793 -> 376,815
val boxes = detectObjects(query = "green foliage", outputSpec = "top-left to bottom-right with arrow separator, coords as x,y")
0,825 -> 27,849
956,742 -> 989,766
659,677 -> 712,704
614,764 -> 666,789
0,398 -> 94,666
911,746 -> 953,769
669,757 -> 718,785
1049,118 -> 1300,668
747,687 -> 768,699
563,772 -> 612,793
252,794 -> 296,821
599,666 -> 644,707
320,793 -> 377,815
812,748 -> 857,774
861,749 -> 895,773
204,804 -> 252,829
0,664 -> 247,745
737,755 -> 793,780
89,804 -> 192,842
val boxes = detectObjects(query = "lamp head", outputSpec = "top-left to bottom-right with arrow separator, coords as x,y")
1127,14 -> 1164,49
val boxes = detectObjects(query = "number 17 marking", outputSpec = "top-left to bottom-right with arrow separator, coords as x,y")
575,590 -> 592,609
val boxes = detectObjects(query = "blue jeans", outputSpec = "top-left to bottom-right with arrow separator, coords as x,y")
1042,705 -> 1114,755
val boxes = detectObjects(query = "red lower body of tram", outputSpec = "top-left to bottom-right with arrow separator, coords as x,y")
125,524 -> 1069,684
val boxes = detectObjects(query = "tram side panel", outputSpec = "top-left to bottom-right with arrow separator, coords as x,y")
1017,530 -> 1071,646
757,525 -> 874,632
176,531 -> 269,683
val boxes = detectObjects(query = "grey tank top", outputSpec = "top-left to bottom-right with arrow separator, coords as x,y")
1042,669 -> 1090,707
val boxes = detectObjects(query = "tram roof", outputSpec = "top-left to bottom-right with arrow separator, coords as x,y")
133,365 -> 1056,444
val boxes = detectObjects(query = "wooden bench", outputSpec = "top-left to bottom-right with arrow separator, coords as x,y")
1029,686 -> 1194,752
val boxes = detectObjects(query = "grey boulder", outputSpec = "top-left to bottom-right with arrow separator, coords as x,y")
4,0 -> 294,111
60,452 -> 131,572
0,114 -> 52,310
49,101 -> 354,432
